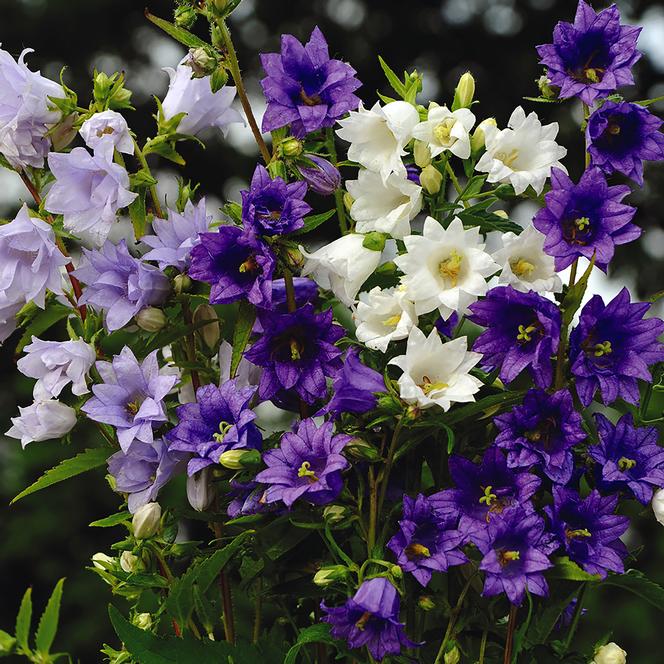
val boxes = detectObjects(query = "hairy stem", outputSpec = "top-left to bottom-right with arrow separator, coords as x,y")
132,136 -> 164,219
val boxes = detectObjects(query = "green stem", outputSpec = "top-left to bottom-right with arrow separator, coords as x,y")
132,137 -> 163,219
478,628 -> 488,664
181,295 -> 201,392
503,605 -> 518,664
433,573 -> 476,664
445,162 -> 470,209
367,466 -> 378,555
252,578 -> 262,643
562,582 -> 588,653
325,127 -> 348,234
377,416 -> 406,518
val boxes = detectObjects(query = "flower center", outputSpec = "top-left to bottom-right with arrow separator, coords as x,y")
496,149 -> 520,168
239,254 -> 259,274
383,313 -> 402,327
516,323 -> 537,343
299,88 -> 322,106
213,420 -> 233,443
355,611 -> 372,631
438,250 -> 463,287
420,375 -> 449,395
290,338 -> 304,360
510,258 -> 535,278
297,460 -> 319,483
565,528 -> 592,541
583,67 -> 602,83
404,543 -> 431,559
575,216 -> 590,231
479,485 -> 497,506
433,118 -> 457,145
593,340 -> 612,357
498,549 -> 520,567
618,457 -> 637,471
608,122 -> 621,136
97,126 -> 115,137
126,399 -> 141,416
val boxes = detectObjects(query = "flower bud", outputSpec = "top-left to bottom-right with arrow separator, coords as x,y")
592,642 -> 627,664
413,140 -> 431,168
362,231 -> 388,252
187,468 -> 215,512
188,47 -> 217,78
120,551 -> 140,573
471,117 -> 497,153
419,164 -> 443,195
390,565 -> 403,579
281,137 -> 304,158
299,154 -> 341,195
92,552 -> 115,570
219,448 -> 262,470
173,273 -> 192,294
444,645 -> 461,664
453,71 -> 475,110
652,488 -> 664,526
345,439 -> 382,462
133,613 -> 153,630
135,307 -> 167,332
417,595 -> 435,611
343,191 -> 354,212
193,304 -> 220,350
493,209 -> 509,219
210,67 -> 229,94
537,74 -> 558,100
268,160 -> 287,180
0,630 -> 16,656
323,505 -> 349,524
132,502 -> 161,539
50,113 -> 79,151
174,5 -> 197,29
313,565 -> 349,586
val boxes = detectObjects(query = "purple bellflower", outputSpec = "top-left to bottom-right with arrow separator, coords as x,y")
260,26 -> 361,138
299,154 -> 341,195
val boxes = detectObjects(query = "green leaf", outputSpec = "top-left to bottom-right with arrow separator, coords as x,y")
89,511 -> 130,528
602,569 -> 664,610
522,95 -> 562,104
35,578 -> 65,655
561,256 -> 595,327
15,587 -> 32,652
16,303 -> 71,353
11,448 -> 110,504
635,95 -> 664,107
284,624 -> 339,664
0,630 -> 16,656
144,11 -> 208,49
457,207 -> 523,235
526,589 -> 579,646
548,557 -> 600,582
230,300 -> 255,378
378,56 -> 406,98
290,209 -> 336,236
128,189 -> 147,240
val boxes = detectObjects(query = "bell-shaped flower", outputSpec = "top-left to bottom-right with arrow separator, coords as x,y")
79,109 -> 134,154
412,103 -> 475,160
6,399 -> 77,448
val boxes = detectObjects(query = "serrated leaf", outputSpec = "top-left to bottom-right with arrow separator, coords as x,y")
15,588 -> 32,652
284,624 -> 339,664
35,578 -> 65,655
16,303 -> 71,354
230,300 -> 255,378
548,557 -> 600,581
602,569 -> 664,610
89,511 -> 130,528
561,256 -> 595,327
290,209 -> 336,236
144,11 -> 208,49
378,56 -> 406,98
11,448 -> 110,504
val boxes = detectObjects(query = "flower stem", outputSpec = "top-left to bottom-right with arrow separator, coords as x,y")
478,628 -> 488,664
503,604 -> 518,664
325,127 -> 348,235
376,416 -> 406,518
252,578 -> 262,643
212,521 -> 236,643
433,573 -> 476,664
445,161 -> 470,209
562,582 -> 588,653
216,19 -> 272,164
367,466 -> 378,555
132,136 -> 164,219
181,295 -> 201,392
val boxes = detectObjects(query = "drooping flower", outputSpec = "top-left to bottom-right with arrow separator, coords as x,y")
569,288 -> 664,406
589,413 -> 664,505
0,46 -> 63,169
167,381 -> 261,476
0,204 -> 68,308
321,577 -> 418,661
593,643 -> 627,664
298,154 -> 341,195
260,26 -> 361,138
477,508 -> 555,606
468,286 -> 561,389
255,419 -> 350,507
587,101 -> 664,185
395,217 -> 499,319
6,399 -> 77,448
388,327 -> 483,411
544,487 -> 629,579
387,494 -> 467,587
336,101 -> 420,183
475,106 -> 567,195
317,348 -> 385,418
108,438 -> 183,513
492,224 -> 562,293
430,447 -> 541,546
18,337 -> 96,400
354,286 -> 417,353
493,389 -> 586,485
241,164 -> 311,236
82,347 -> 177,451
45,141 -> 137,245
73,240 -> 170,331
345,169 -> 422,240
300,234 -> 382,306
161,56 -> 242,136
142,198 -> 212,271
412,104 -> 475,160
244,304 -> 344,404
536,1 -> 641,106
79,109 -> 134,154
533,167 -> 639,271
188,227 -> 275,307
227,480 -> 270,519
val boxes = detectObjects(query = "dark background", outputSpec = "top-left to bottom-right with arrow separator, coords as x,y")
0,0 -> 663,661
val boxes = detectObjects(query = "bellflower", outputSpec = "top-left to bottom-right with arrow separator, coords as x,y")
475,106 -> 567,195
587,101 -> 664,185
346,169 -> 422,240
162,56 -> 242,136
79,110 -> 134,154
18,337 -> 96,400
73,240 -> 170,331
142,198 -> 212,271
387,494 -> 467,587
45,141 -> 137,245
321,577 -> 418,661
300,234 -> 382,306
536,1 -> 641,106
477,508 -> 555,606
255,419 -> 350,507
108,438 -> 183,513
6,399 -> 77,448
241,164 -> 311,236
590,413 -> 664,505
469,286 -> 561,388
167,381 -> 261,476
652,489 -> 664,527
494,389 -> 586,485
0,46 -> 63,169
412,103 -> 475,160
492,224 -> 562,293
317,348 -> 385,418
354,286 -> 417,353
430,447 -> 541,546
227,480 -> 270,519
245,304 -> 344,404
337,101 -> 420,183
0,204 -> 68,308
533,167 -> 639,271
395,217 -> 499,319
260,26 -> 361,138
569,288 -> 664,406
388,327 -> 483,411
82,347 -> 177,451
188,227 -> 275,307
298,154 -> 341,195
0,293 -> 22,344
270,277 -> 318,312
545,487 -> 629,579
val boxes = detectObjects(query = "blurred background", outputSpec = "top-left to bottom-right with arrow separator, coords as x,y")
0,0 -> 662,660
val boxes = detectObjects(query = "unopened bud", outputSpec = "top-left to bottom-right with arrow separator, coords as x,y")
133,613 -> 153,630
493,209 -> 509,219
132,502 -> 161,539
313,565 -> 349,586
193,304 -> 220,349
444,645 -> 461,664
173,273 -> 192,294
188,47 -> 217,77
345,439 -> 382,462
413,140 -> 431,168
323,505 -> 349,524
537,74 -> 558,100
281,137 -> 304,158
417,595 -> 436,611
453,71 -> 475,110
50,113 -> 78,151
390,565 -> 403,579
592,642 -> 627,664
219,448 -> 262,470
267,160 -> 287,180
419,164 -> 443,195
362,231 -> 388,252
210,67 -> 229,94
120,551 -> 141,573
471,118 -> 497,153
92,552 -> 115,570
187,468 -> 214,512
174,5 -> 197,29
135,307 -> 167,332
653,488 -> 664,526
343,191 -> 354,212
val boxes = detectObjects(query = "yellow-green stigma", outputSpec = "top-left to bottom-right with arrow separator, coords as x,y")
405,543 -> 431,559
584,67 -> 601,83
383,313 -> 402,327
566,528 -> 592,541
433,118 -> 456,145
239,255 -> 258,273
517,324 -> 537,343
438,250 -> 463,287
496,148 -> 519,168
510,258 -> 535,278
498,549 -> 520,567
290,338 -> 303,361
355,611 -> 371,631
608,123 -> 621,136
574,216 -> 590,231
593,340 -> 613,357
299,88 -> 322,106
126,400 -> 140,416
618,457 -> 637,471
479,485 -> 497,506
212,421 -> 233,443
297,460 -> 318,482
420,375 -> 448,395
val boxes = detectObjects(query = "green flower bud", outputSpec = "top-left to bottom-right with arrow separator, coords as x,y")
493,209 -> 509,219
173,273 -> 192,294
93,71 -> 132,112
345,439 -> 382,462
413,139 -> 431,168
537,74 -> 558,100
219,448 -> 262,470
390,565 -> 403,579
444,645 -> 461,664
132,502 -> 161,539
135,307 -> 167,332
50,113 -> 79,151
0,630 -> 16,656
323,505 -> 348,524
471,118 -> 497,153
188,47 -> 218,78
133,613 -> 153,631
313,565 -> 349,586
280,137 -> 304,158
92,552 -> 115,570
193,303 -> 221,350
362,231 -> 388,252
453,71 -> 475,110
268,160 -> 287,180
174,5 -> 197,29
417,595 -> 436,611
210,66 -> 229,94
419,164 -> 443,195
343,191 -> 354,212
120,550 -> 141,573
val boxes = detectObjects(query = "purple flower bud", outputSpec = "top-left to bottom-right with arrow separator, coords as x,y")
299,154 -> 341,195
